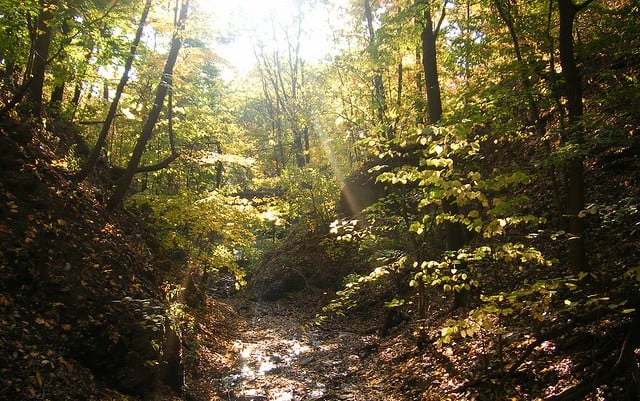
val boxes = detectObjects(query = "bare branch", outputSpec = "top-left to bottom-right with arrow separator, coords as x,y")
135,153 -> 180,173
434,0 -> 450,37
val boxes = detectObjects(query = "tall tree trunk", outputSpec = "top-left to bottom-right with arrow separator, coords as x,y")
421,2 -> 442,124
107,1 -> 188,210
414,46 -> 426,124
421,0 -> 466,308
364,0 -> 388,130
293,128 -> 306,168
303,126 -> 310,164
49,81 -> 64,105
75,0 -> 153,182
558,0 -> 592,274
71,83 -> 82,108
393,61 -> 403,135
25,0 -> 56,117
48,79 -> 64,116
444,202 -> 468,309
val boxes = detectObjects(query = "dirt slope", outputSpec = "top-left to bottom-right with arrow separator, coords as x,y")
0,120 -> 180,399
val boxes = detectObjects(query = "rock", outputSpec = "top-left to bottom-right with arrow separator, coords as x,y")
298,356 -> 315,366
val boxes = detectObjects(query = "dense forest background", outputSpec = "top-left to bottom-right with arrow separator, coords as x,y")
1,0 -> 639,400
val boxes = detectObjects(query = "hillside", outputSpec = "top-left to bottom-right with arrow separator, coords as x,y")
0,119 -> 189,399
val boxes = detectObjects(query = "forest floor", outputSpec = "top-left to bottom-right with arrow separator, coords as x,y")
184,277 -> 638,401
185,291 -> 394,401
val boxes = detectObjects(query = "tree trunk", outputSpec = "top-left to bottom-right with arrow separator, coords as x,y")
48,79 -> 64,116
558,0 -> 590,274
421,3 -> 442,124
294,128 -> 305,168
364,0 -> 388,129
49,82 -> 64,105
107,1 -> 188,210
392,61 -> 403,136
420,1 -> 466,308
25,0 -> 56,117
71,83 -> 82,109
303,126 -> 310,164
414,46 -> 426,124
74,0 -> 153,182
444,202 -> 468,309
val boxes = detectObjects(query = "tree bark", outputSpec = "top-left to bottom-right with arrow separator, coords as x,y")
25,0 -> 56,117
420,1 -> 466,308
49,81 -> 64,105
107,1 -> 188,210
364,0 -> 388,129
421,1 -> 443,124
444,202 -> 468,309
558,0 -> 588,273
303,126 -> 310,164
293,128 -> 306,167
75,0 -> 152,182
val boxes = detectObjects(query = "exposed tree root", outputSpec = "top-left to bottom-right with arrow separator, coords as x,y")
545,317 -> 639,401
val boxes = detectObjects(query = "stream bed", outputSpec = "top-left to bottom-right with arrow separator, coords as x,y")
212,301 -> 383,401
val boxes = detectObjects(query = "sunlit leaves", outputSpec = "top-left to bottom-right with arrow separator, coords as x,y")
279,167 -> 340,230
320,253 -> 408,319
437,275 -> 580,345
409,221 -> 424,235
128,191 -> 261,284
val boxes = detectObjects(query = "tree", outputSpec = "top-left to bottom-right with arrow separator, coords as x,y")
74,0 -> 152,182
253,4 -> 311,172
0,0 -> 128,118
23,0 -> 57,117
420,0 -> 447,124
557,0 -> 592,274
363,0 -> 388,128
107,0 -> 189,210
419,0 -> 471,309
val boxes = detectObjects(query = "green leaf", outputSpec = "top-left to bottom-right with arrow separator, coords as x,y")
409,221 -> 424,235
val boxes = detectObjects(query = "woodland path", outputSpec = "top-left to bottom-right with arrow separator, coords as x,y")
210,296 -> 390,401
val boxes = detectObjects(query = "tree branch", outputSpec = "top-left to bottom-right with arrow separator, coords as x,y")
434,0 -> 450,37
135,152 -> 180,173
